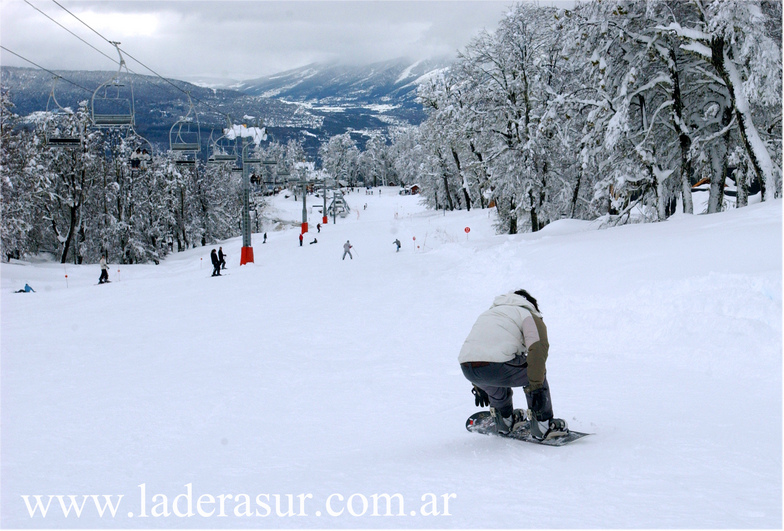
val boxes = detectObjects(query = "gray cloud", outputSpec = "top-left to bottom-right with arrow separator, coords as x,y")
0,0 -> 520,81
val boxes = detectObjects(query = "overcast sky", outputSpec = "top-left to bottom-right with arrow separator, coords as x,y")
0,0 -> 565,82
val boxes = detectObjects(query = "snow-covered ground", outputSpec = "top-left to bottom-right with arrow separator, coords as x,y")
1,188 -> 781,528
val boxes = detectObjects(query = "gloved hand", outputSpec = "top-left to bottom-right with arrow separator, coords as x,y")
527,387 -> 551,421
471,385 -> 490,407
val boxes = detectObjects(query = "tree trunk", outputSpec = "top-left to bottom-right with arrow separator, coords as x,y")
669,47 -> 694,214
707,106 -> 732,214
450,148 -> 472,211
509,197 -> 518,234
59,204 -> 78,264
570,169 -> 582,219
711,36 -> 779,200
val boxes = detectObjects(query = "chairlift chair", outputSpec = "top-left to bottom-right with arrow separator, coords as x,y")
91,42 -> 135,128
207,120 -> 237,164
126,128 -> 154,173
169,93 -> 201,153
45,77 -> 81,148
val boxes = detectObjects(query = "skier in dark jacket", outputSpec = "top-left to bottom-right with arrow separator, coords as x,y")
210,249 -> 221,276
459,289 -> 567,440
218,247 -> 227,270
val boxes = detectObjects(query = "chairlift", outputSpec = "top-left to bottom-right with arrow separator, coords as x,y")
175,152 -> 198,167
91,42 -> 135,127
44,77 -> 81,148
207,120 -> 237,164
126,128 -> 154,173
169,93 -> 201,153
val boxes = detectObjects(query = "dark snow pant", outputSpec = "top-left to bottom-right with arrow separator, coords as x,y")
99,269 -> 109,283
461,356 -> 552,419
212,263 -> 221,276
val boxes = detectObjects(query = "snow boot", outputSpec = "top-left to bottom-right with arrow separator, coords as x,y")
490,407 -> 526,435
529,417 -> 569,441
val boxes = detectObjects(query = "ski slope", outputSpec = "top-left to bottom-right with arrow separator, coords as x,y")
1,188 -> 781,528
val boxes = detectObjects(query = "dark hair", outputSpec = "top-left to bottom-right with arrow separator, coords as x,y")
514,289 -> 540,312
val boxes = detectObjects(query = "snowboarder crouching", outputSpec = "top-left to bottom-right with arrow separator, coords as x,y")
210,249 -> 221,276
458,289 -> 567,440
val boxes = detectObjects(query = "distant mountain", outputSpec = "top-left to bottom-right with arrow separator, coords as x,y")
238,57 -> 450,105
1,57 -> 449,159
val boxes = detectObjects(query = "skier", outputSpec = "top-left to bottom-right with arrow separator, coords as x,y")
210,249 -> 221,277
317,223 -> 321,233
342,240 -> 353,260
458,289 -> 568,440
218,247 -> 227,270
15,283 -> 35,293
98,255 -> 110,284
310,238 -> 318,244
393,238 -> 401,252
263,233 -> 267,244
299,233 -> 304,247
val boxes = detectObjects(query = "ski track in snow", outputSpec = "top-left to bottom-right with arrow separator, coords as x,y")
1,189 -> 781,528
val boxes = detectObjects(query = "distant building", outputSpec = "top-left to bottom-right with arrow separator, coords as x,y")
400,184 -> 420,196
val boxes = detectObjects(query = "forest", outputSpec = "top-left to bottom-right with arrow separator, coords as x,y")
1,0 -> 781,264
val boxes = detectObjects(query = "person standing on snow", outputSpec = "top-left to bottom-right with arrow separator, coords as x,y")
458,289 -> 568,440
218,247 -> 227,270
299,233 -> 304,247
342,240 -> 353,260
393,239 -> 401,252
210,249 -> 221,277
98,255 -> 110,284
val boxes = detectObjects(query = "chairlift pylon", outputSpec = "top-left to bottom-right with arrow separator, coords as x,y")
91,42 -> 135,128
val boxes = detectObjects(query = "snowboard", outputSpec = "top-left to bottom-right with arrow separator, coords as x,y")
466,411 -> 590,447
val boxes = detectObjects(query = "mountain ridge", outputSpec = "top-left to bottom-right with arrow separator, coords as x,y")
1,57 -> 449,158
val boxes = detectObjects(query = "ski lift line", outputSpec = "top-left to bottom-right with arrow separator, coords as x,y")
117,45 -> 232,122
48,0 -> 233,125
50,0 -> 113,47
0,46 -> 93,94
24,0 -> 119,67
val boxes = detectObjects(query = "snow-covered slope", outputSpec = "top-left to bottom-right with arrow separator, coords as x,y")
238,57 -> 451,104
1,190 -> 781,528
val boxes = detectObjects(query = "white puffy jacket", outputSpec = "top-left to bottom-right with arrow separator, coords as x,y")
458,292 -> 550,389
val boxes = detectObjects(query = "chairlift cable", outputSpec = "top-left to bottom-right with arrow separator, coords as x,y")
23,0 -> 119,67
49,0 -> 231,123
0,45 -> 92,94
50,0 -> 114,47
